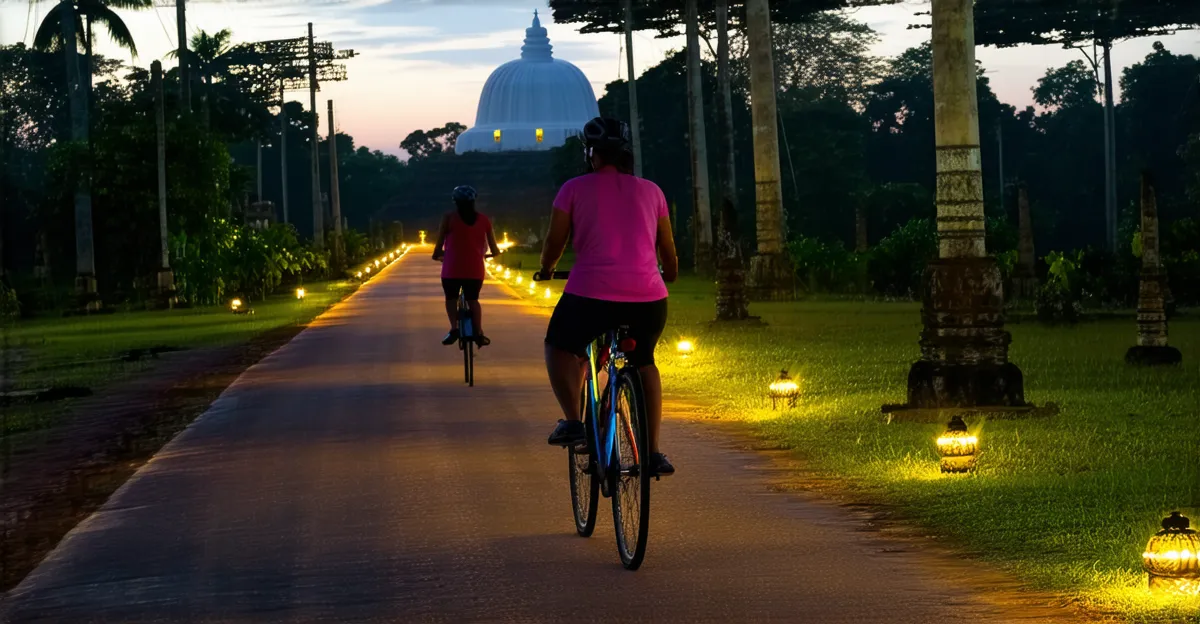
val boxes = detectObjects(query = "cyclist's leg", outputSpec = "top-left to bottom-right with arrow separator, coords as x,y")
545,294 -> 606,442
621,298 -> 668,454
441,279 -> 460,330
463,280 -> 485,340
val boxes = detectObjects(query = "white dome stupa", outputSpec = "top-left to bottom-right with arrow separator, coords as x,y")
455,11 -> 600,154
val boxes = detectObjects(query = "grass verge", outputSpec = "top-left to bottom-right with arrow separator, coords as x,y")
492,267 -> 1199,623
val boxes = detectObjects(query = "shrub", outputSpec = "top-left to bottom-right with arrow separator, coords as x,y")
1036,251 -> 1084,323
0,282 -> 20,321
867,218 -> 937,298
787,236 -> 859,294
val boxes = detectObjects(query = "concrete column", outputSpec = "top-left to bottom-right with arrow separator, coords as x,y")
905,0 -> 1023,408
744,0 -> 793,300
1012,183 -> 1038,299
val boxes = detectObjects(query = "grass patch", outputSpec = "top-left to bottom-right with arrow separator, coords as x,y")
2,279 -> 357,435
642,277 -> 1199,622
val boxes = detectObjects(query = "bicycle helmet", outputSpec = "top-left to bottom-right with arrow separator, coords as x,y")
582,117 -> 631,150
451,185 -> 477,202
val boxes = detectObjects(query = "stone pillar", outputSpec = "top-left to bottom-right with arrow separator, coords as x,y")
1126,173 -> 1182,365
745,0 -> 794,300
715,200 -> 751,321
905,0 -> 1024,408
1012,183 -> 1038,299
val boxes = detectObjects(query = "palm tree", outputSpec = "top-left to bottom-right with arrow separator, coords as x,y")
34,0 -> 149,92
169,29 -> 241,127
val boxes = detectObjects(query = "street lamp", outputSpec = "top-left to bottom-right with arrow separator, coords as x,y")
768,370 -> 799,409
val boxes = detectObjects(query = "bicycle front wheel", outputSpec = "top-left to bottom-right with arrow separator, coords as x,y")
569,389 -> 598,537
466,339 -> 474,387
611,368 -> 650,570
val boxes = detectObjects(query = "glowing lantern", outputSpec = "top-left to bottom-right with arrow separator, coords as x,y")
230,298 -> 249,314
1143,512 -> 1200,595
365,266 -> 371,274
515,276 -> 523,285
768,370 -> 800,409
676,340 -> 695,357
295,288 -> 306,300
544,287 -> 552,299
936,416 -> 978,473
528,285 -> 536,295
493,129 -> 502,143
374,259 -> 381,267
498,232 -> 514,251
355,271 -> 363,279
419,230 -> 427,245
503,269 -> 512,279
536,128 -> 544,143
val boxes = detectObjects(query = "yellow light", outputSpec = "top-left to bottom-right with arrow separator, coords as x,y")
528,285 -> 536,295
375,259 -> 381,267
515,276 -> 523,285
493,129 -> 502,142
356,271 -> 363,279
536,128 -> 544,143
419,230 -> 427,245
937,416 -> 979,473
768,370 -> 800,410
230,298 -> 243,309
296,288 -> 306,300
676,340 -> 695,356
1144,512 -> 1200,595
365,266 -> 372,274
497,232 -> 514,252
544,287 -> 552,299
503,269 -> 512,279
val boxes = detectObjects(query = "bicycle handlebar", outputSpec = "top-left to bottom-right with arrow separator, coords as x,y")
533,270 -> 570,282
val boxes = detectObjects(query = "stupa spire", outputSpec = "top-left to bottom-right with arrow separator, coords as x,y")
522,9 -> 553,61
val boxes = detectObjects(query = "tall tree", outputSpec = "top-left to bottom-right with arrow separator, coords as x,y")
973,0 -> 1200,251
685,0 -> 714,274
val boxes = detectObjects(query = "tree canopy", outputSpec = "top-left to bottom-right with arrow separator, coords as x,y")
548,0 -> 901,37
972,0 -> 1200,47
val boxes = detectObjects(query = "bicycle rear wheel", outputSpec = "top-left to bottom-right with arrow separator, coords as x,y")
569,389 -> 599,537
611,368 -> 650,570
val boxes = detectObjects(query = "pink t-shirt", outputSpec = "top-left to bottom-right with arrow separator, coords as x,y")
553,167 -> 669,303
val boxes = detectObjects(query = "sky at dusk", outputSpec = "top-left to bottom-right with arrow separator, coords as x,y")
2,0 -> 1197,158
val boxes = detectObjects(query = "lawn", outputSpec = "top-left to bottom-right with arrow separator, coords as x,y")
490,263 -> 1200,623
2,279 -> 358,436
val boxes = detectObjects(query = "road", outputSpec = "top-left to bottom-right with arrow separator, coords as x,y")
2,255 -> 1076,623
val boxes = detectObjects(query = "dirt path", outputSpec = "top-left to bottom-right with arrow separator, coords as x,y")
2,258 -> 1083,622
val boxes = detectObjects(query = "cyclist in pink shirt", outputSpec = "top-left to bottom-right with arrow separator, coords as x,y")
539,118 -> 680,476
433,185 -> 501,347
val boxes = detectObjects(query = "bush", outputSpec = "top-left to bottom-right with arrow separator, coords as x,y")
867,218 -> 937,298
0,282 -> 20,321
787,236 -> 860,294
1035,251 -> 1084,323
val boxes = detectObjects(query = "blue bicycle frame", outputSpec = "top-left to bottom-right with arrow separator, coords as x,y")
582,330 -> 628,494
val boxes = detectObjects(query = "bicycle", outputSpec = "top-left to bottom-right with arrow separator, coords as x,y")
456,290 -> 476,387
535,270 -> 651,570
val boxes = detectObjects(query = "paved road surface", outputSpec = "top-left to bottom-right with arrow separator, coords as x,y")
2,256 -> 1075,623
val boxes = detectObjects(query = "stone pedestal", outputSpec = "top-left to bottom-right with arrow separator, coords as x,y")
907,258 -> 1025,408
1125,173 -> 1182,366
75,275 -> 101,312
153,269 -> 177,309
748,252 -> 794,301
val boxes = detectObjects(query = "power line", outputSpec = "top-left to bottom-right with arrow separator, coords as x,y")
152,0 -> 176,50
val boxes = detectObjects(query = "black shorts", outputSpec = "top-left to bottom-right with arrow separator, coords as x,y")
545,293 -> 668,368
442,278 -> 483,301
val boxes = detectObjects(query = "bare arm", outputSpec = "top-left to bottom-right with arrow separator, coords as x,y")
540,209 -> 572,275
432,213 -> 450,261
656,216 -> 679,283
485,223 -> 501,258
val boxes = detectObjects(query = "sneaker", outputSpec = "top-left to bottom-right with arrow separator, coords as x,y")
441,329 -> 460,346
474,334 -> 491,347
650,453 -> 675,477
547,419 -> 586,446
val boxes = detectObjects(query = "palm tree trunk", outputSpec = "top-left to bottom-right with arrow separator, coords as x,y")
685,0 -> 713,276
744,0 -> 792,300
905,0 -> 1022,408
623,0 -> 643,178
1102,39 -> 1117,252
714,0 -> 749,321
85,16 -> 94,123
59,0 -> 98,307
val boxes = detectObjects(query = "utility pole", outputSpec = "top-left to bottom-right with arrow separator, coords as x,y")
153,61 -> 174,305
328,99 -> 343,269
1102,40 -> 1118,251
280,80 -> 289,224
308,23 -> 324,249
622,0 -> 642,177
176,0 -> 190,113
60,0 -> 98,308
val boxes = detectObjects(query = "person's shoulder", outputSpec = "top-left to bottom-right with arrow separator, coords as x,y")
635,176 -> 666,198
